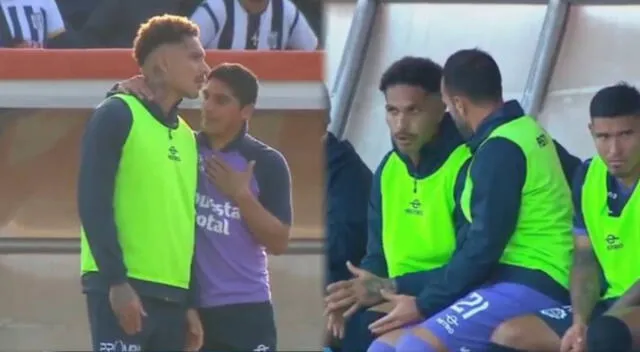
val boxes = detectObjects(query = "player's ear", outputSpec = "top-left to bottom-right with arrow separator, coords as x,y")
240,104 -> 255,121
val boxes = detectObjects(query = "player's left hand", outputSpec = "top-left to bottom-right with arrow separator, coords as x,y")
184,308 -> 204,352
205,156 -> 255,200
368,290 -> 422,335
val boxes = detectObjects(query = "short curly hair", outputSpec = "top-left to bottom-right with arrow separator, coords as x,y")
133,14 -> 200,66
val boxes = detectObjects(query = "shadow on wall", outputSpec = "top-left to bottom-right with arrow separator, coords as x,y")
0,254 -> 324,351
0,108 -> 325,239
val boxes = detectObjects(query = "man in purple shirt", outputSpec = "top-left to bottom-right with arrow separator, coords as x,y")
113,62 -> 293,351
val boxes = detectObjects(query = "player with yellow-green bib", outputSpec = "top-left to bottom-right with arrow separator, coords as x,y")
77,15 -> 208,352
324,57 -> 472,352
370,49 -> 581,352
488,83 -> 640,352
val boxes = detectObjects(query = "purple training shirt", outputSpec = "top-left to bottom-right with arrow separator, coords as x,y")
193,131 -> 292,308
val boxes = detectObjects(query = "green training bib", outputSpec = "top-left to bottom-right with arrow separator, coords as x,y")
460,115 -> 573,288
582,156 -> 640,299
381,145 -> 471,277
80,94 -> 198,289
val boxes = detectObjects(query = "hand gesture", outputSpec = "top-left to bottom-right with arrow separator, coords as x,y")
116,75 -> 154,101
368,290 -> 422,335
184,308 -> 204,352
205,156 -> 255,200
109,282 -> 147,335
560,322 -> 587,352
325,262 -> 394,318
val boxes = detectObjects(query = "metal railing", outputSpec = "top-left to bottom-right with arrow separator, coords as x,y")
521,0 -> 570,116
328,0 -> 379,138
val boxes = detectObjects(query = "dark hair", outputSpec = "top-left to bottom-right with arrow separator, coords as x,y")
133,14 -> 199,66
207,63 -> 259,107
379,56 -> 442,95
442,48 -> 502,103
590,82 -> 640,118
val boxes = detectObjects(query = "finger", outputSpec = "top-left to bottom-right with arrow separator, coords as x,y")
205,157 -> 221,172
246,160 -> 256,174
140,86 -> 155,100
379,289 -> 398,301
327,295 -> 356,312
139,301 -> 147,317
370,319 -> 403,335
325,288 -> 352,304
343,302 -> 360,318
368,312 -> 395,332
211,155 -> 230,170
120,313 -> 138,335
346,261 -> 363,277
326,280 -> 351,294
339,323 -> 345,339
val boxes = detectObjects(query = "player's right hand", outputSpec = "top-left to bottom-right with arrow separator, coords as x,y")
109,282 -> 147,335
117,75 -> 154,101
560,322 -> 587,352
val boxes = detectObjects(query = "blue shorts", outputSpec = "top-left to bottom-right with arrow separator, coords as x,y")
534,300 -> 613,337
401,282 -> 563,351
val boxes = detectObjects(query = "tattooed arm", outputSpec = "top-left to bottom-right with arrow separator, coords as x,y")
570,235 -> 602,325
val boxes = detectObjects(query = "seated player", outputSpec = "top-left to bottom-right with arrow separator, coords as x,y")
324,57 -> 471,352
488,82 -> 640,352
368,49 -> 581,352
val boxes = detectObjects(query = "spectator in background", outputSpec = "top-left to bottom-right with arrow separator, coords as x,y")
47,0 -> 201,48
0,0 -> 65,48
290,0 -> 321,47
192,0 -> 318,50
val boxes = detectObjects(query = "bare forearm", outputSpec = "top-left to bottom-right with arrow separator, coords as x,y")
570,248 -> 601,323
234,189 -> 290,254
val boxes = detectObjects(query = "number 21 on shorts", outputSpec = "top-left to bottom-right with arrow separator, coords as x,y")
450,292 -> 490,319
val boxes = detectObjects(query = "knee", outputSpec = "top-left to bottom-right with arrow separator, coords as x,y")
395,332 -> 436,352
586,315 -> 632,352
490,319 -> 529,349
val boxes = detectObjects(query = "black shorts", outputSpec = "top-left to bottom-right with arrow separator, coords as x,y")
535,301 -> 612,337
199,301 -> 277,352
85,293 -> 187,352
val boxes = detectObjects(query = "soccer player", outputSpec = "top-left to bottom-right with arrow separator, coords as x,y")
488,83 -> 640,352
78,15 -> 209,352
113,63 -> 293,352
324,56 -> 471,352
366,48 -> 581,352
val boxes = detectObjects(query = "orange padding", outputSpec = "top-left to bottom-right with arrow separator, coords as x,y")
0,49 -> 324,81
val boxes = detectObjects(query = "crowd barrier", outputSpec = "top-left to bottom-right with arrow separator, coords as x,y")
0,50 -> 326,253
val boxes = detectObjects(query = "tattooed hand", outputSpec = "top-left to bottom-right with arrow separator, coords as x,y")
325,261 -> 397,318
